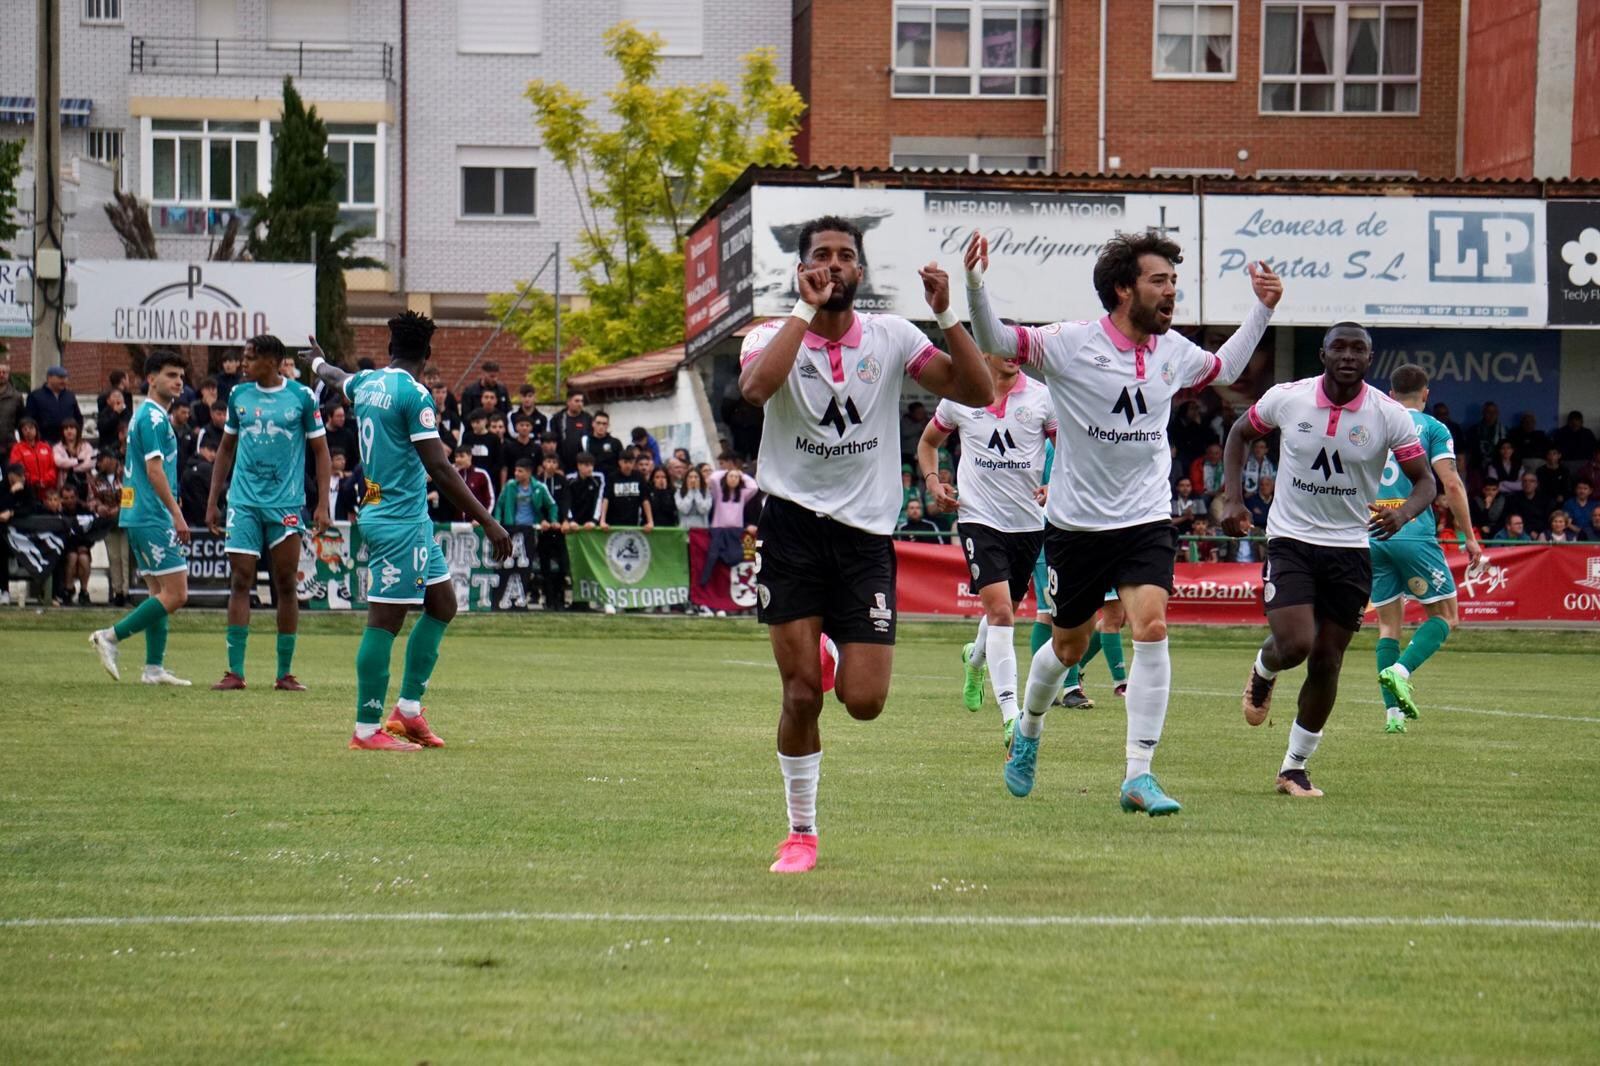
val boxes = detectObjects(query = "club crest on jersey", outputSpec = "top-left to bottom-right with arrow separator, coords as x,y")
869,592 -> 893,621
419,407 -> 437,430
855,355 -> 883,384
1014,406 -> 1034,426
757,582 -> 771,609
1160,361 -> 1176,385
1348,425 -> 1371,447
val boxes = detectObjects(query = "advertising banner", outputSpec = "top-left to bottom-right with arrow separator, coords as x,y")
684,190 -> 755,357
746,185 -> 1200,326
687,527 -> 759,612
68,260 -> 315,346
0,260 -> 30,338
567,528 -> 691,610
128,528 -> 232,605
1546,200 -> 1600,326
1201,196 -> 1547,327
1364,327 -> 1561,426
893,541 -> 1041,617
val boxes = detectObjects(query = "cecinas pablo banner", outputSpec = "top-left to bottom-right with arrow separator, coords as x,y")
68,260 -> 315,346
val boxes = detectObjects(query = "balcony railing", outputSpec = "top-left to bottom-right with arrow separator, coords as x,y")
130,37 -> 394,81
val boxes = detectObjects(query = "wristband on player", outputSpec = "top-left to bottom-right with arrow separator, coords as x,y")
923,471 -> 939,484
964,265 -> 985,289
310,356 -> 327,375
934,307 -> 960,330
791,300 -> 818,324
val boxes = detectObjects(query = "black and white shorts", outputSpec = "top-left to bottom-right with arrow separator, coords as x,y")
1263,537 -> 1372,632
755,495 -> 897,645
1042,520 -> 1177,629
958,522 -> 1043,603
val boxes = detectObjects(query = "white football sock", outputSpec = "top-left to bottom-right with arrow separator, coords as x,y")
968,617 -> 989,668
1254,650 -> 1278,680
1019,641 -> 1068,738
1124,638 -> 1171,782
354,722 -> 382,738
1389,663 -> 1411,679
778,751 -> 821,835
1385,706 -> 1407,724
1281,723 -> 1323,772
985,624 -> 1018,722
396,697 -> 423,717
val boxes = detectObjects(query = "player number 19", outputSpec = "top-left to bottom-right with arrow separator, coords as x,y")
358,415 -> 376,467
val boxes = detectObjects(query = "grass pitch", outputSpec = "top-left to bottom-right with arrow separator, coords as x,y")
1,610 -> 1596,1063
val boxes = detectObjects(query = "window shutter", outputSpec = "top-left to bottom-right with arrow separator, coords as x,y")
459,0 -> 542,54
269,0 -> 352,44
619,0 -> 703,56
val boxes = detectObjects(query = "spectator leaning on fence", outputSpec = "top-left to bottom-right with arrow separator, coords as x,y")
562,452 -> 604,530
601,446 -> 652,530
493,456 -> 558,532
1495,514 -> 1532,541
675,467 -> 712,529
1545,510 -> 1579,543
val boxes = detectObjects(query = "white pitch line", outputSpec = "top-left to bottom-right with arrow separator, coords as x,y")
2,911 -> 1597,932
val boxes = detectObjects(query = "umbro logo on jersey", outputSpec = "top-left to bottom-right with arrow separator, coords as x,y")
986,428 -> 1018,456
1311,447 -> 1346,481
1093,354 -> 1112,366
819,397 -> 863,437
1297,421 -> 1314,433
1111,386 -> 1149,426
799,362 -> 820,379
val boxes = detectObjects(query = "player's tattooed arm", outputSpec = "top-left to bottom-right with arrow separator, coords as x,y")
1220,413 -> 1267,537
306,335 -> 351,394
1434,456 -> 1483,565
204,431 -> 238,535
961,232 -> 1019,359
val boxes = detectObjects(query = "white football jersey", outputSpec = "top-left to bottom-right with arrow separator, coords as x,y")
932,373 -> 1056,533
741,313 -> 942,535
1246,377 -> 1423,547
1006,305 -> 1272,530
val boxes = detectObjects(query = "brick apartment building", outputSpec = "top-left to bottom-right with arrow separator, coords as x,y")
793,0 -> 1599,181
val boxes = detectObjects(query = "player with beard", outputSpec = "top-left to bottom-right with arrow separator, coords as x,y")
740,214 -> 991,874
966,231 -> 1282,813
1221,324 -> 1433,797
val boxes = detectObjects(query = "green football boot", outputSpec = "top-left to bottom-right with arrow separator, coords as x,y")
1378,666 -> 1420,719
961,642 -> 987,712
1384,717 -> 1408,735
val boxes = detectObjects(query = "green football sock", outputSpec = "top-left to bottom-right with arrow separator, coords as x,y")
355,627 -> 396,725
1399,617 -> 1450,674
1029,621 -> 1051,656
1101,632 -> 1127,683
1376,636 -> 1401,709
276,633 -> 296,679
399,614 -> 449,702
145,614 -> 169,668
112,596 -> 167,642
1066,630 -> 1103,688
226,625 -> 249,677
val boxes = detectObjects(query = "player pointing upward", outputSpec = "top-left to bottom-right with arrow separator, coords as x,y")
966,230 -> 1282,813
740,214 -> 992,874
313,312 -> 512,751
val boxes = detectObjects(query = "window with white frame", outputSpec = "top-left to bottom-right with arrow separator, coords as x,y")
146,119 -> 263,234
326,123 -> 382,238
458,148 -> 537,219
459,0 -> 542,54
1260,2 -> 1420,114
87,127 -> 124,187
619,0 -> 704,57
83,0 -> 121,23
892,1 -> 1048,97
1154,2 -> 1236,77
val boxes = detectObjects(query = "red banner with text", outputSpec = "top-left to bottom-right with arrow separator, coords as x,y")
892,542 -> 1600,625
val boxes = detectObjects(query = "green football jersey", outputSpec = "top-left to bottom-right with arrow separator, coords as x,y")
346,367 -> 438,524
225,379 -> 324,511
1375,409 -> 1453,541
120,398 -> 179,528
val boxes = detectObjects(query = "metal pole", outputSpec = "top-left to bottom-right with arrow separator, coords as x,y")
553,241 -> 562,397
31,0 -> 65,385
451,248 -> 557,395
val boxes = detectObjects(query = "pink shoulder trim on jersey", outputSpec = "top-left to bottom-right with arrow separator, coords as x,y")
1192,353 -> 1224,390
1246,404 -> 1274,434
931,411 -> 956,433
739,346 -> 765,367
1043,420 -> 1058,441
1012,325 -> 1031,364
907,344 -> 940,381
1393,440 -> 1426,463
984,371 -> 1028,418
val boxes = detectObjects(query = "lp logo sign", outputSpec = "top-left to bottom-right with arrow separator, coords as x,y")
1428,211 -> 1535,283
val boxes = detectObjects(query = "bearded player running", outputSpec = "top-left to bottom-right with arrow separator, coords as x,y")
741,214 -> 991,874
312,312 -> 512,751
206,334 -> 332,691
967,230 -> 1282,813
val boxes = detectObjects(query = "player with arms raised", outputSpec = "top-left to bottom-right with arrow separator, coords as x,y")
206,334 -> 332,691
967,231 -> 1281,813
313,312 -> 512,751
1221,323 -> 1435,797
1370,364 -> 1482,731
916,344 -> 1054,736
90,350 -> 193,686
740,215 -> 992,874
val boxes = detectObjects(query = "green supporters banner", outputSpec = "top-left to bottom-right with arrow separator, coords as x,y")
566,528 -> 691,611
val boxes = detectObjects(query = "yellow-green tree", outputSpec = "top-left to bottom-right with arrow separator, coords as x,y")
489,24 -> 804,391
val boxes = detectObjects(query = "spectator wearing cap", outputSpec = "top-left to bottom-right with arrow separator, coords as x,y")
0,356 -> 24,446
512,384 -> 547,437
25,365 -> 81,444
462,360 -> 511,415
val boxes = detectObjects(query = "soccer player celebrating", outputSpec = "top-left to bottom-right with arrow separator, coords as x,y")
1370,364 -> 1483,731
205,334 -> 332,691
1221,323 -> 1435,797
90,351 -> 193,685
312,312 -> 512,751
967,231 -> 1281,813
916,347 -> 1054,736
740,215 -> 992,873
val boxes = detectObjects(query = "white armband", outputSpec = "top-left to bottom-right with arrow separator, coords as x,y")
311,356 -> 327,376
934,307 -> 960,331
791,301 -> 818,325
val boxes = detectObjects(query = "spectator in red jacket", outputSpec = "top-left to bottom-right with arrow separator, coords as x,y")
449,446 -> 495,521
8,417 -> 57,498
